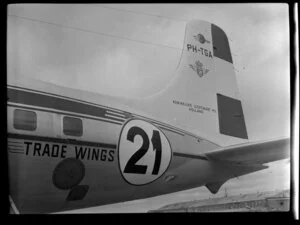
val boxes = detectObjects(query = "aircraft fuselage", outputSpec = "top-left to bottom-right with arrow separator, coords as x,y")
7,84 -> 229,213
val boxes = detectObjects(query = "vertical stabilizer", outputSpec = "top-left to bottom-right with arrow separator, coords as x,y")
133,20 -> 248,145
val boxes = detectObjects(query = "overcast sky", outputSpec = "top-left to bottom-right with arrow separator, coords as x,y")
7,3 -> 290,212
7,3 -> 290,141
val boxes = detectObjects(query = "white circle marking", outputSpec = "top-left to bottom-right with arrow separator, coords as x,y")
118,119 -> 172,185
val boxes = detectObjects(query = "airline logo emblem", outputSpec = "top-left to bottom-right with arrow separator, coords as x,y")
193,33 -> 210,44
189,61 -> 209,77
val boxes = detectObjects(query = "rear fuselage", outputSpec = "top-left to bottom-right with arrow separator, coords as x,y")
7,83 -> 230,213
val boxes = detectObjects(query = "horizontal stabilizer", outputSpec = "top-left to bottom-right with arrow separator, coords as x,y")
205,137 -> 290,165
177,137 -> 288,194
205,163 -> 268,194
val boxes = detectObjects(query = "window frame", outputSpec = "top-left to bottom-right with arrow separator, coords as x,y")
62,116 -> 83,137
13,109 -> 37,131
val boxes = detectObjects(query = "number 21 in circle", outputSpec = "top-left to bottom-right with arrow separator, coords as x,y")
118,119 -> 172,185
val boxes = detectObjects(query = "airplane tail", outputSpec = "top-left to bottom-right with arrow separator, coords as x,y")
137,20 -> 248,145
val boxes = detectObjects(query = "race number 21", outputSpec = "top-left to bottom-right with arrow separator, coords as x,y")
118,119 -> 172,185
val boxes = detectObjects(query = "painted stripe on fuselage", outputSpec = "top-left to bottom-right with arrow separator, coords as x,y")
8,144 -> 23,147
7,85 -> 218,145
8,141 -> 22,144
8,103 -> 123,126
7,85 -> 125,114
8,148 -> 24,151
7,133 -> 117,149
7,86 -> 186,136
155,124 -> 185,136
131,114 -> 188,137
104,114 -> 126,121
106,110 -> 127,117
8,133 -> 209,162
131,114 -> 220,146
9,151 -> 24,154
8,132 -> 210,161
7,88 -> 127,123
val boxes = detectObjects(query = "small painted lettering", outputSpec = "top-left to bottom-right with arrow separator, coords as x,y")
187,44 -> 213,58
173,100 -> 216,115
75,146 -> 114,162
23,141 -> 115,162
25,141 -> 67,158
173,100 -> 192,107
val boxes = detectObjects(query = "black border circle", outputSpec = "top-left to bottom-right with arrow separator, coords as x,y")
117,118 -> 173,186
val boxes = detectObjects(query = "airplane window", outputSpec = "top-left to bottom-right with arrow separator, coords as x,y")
63,116 -> 83,137
13,109 -> 37,131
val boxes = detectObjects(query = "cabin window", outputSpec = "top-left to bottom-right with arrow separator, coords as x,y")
13,109 -> 37,131
63,116 -> 83,137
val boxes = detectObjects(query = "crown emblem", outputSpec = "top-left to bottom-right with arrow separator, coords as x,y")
189,61 -> 209,77
193,33 -> 210,44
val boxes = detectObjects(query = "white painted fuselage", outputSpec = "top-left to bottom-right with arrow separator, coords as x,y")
7,77 -> 232,213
